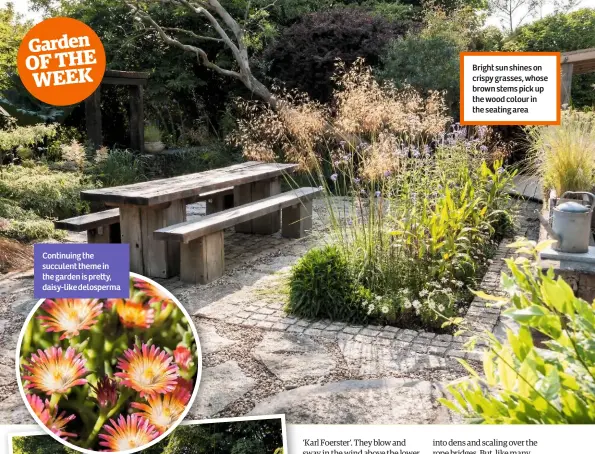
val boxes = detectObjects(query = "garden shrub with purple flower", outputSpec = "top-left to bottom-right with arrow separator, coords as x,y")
18,276 -> 199,452
232,59 -> 516,331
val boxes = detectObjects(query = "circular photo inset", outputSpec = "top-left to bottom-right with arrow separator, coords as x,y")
16,273 -> 201,453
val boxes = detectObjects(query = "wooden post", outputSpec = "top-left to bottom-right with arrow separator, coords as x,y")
129,85 -> 145,153
561,63 -> 573,109
85,88 -> 102,150
234,177 -> 281,234
87,226 -> 111,243
180,232 -> 225,284
282,201 -> 313,238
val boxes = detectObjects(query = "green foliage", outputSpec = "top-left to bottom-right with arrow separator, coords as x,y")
231,439 -> 266,454
0,4 -> 29,92
440,239 -> 595,423
145,124 -> 163,142
0,165 -> 94,219
91,143 -> 242,187
288,245 -> 366,322
380,7 -> 491,113
0,123 -> 58,167
504,9 -> 595,109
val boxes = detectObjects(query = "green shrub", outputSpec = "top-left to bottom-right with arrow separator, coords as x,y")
440,239 -> 595,423
0,165 -> 95,219
92,148 -> 148,187
0,123 -> 57,167
287,246 -> 366,322
0,197 -> 66,242
0,218 -> 66,242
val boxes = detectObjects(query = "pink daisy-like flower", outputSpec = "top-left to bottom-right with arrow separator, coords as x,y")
26,394 -> 51,425
133,278 -> 173,308
37,299 -> 103,340
98,414 -> 159,452
115,344 -> 178,397
26,394 -> 77,439
22,347 -> 88,395
173,345 -> 193,371
131,386 -> 191,433
114,299 -> 155,329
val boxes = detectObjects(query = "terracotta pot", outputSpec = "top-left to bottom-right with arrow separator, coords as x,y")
144,141 -> 165,153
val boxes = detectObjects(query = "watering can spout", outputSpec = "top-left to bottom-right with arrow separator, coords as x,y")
535,210 -> 561,241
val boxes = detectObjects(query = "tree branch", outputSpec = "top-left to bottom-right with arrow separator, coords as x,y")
162,27 -> 225,43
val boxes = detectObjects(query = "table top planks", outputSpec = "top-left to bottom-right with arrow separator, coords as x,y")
81,162 -> 298,206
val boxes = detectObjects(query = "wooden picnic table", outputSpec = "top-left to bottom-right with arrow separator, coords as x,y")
81,161 -> 298,278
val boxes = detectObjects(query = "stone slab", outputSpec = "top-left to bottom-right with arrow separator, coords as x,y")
252,331 -> 336,383
540,246 -> 595,266
189,360 -> 256,418
196,323 -> 236,355
249,378 -> 460,424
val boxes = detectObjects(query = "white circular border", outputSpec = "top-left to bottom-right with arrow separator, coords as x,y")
15,272 -> 203,454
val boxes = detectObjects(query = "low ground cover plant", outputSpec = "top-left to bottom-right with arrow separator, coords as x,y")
440,240 -> 595,423
19,276 -> 199,452
233,60 -> 515,331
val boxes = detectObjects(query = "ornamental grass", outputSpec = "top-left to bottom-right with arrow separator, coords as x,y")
18,276 -> 199,452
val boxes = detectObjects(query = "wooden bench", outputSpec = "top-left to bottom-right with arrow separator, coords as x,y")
154,187 -> 321,284
54,209 -> 121,243
55,188 -> 235,244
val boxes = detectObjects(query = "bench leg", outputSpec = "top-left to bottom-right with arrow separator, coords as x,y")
206,194 -> 233,215
180,231 -> 225,284
282,200 -> 313,238
87,226 -> 111,243
234,178 -> 281,234
120,201 -> 185,278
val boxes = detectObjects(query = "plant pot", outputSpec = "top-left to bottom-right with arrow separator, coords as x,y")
144,141 -> 165,153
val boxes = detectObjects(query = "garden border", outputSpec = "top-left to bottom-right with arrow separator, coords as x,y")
196,208 -> 537,361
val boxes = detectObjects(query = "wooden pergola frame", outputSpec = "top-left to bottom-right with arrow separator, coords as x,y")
85,70 -> 150,153
561,47 -> 595,107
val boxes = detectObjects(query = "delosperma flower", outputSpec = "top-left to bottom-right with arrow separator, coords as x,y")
131,386 -> 191,433
173,345 -> 193,371
27,393 -> 51,425
114,299 -> 155,329
22,346 -> 88,395
115,343 -> 178,397
26,394 -> 77,439
37,298 -> 103,339
133,278 -> 173,307
20,275 -> 198,451
98,414 -> 159,452
91,376 -> 118,410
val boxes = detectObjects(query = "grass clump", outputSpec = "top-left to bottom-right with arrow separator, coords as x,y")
527,110 -> 595,195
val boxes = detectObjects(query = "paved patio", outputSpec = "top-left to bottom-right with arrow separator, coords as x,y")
0,197 -> 540,424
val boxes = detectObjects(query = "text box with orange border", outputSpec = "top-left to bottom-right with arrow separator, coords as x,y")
460,52 -> 560,126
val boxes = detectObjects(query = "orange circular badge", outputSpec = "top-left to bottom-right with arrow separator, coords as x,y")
17,17 -> 106,107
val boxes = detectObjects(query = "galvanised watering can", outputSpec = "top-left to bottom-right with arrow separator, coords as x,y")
537,191 -> 595,254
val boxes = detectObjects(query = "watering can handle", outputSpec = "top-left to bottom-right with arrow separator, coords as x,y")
560,192 -> 595,211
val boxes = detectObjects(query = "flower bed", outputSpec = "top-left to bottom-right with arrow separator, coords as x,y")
232,60 -> 516,332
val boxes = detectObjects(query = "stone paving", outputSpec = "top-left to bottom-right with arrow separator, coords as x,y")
0,197 -> 540,425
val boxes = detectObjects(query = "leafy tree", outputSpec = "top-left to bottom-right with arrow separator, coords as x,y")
263,8 -> 412,102
0,3 -> 29,92
380,7 -> 493,114
504,8 -> 595,109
